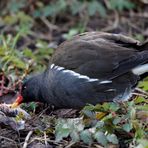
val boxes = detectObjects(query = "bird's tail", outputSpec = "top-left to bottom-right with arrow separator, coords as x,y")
132,42 -> 148,78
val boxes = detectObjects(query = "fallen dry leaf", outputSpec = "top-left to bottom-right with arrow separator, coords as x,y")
0,103 -> 31,130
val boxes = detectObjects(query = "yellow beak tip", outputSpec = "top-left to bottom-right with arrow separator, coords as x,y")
10,102 -> 19,108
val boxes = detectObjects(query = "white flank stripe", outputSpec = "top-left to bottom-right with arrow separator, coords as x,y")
132,64 -> 148,75
50,64 -> 98,82
50,64 -> 55,69
99,80 -> 112,84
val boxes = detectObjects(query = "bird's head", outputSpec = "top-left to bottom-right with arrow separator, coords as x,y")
11,74 -> 42,108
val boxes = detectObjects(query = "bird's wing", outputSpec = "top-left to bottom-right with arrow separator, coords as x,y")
43,64 -> 119,108
50,32 -> 147,79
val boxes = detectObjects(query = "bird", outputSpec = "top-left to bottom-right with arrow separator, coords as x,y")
12,32 -> 148,109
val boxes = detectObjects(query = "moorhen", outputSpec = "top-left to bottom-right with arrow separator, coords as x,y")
13,32 -> 148,108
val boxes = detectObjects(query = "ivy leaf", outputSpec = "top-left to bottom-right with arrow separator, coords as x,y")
109,103 -> 120,111
95,121 -> 104,129
42,0 -> 66,17
83,104 -> 95,111
122,123 -> 132,132
85,111 -> 95,118
94,131 -> 108,146
55,119 -> 71,142
88,0 -> 106,17
55,128 -> 71,142
55,118 -> 84,142
109,0 -> 135,11
80,130 -> 92,145
70,131 -> 80,142
7,0 -> 25,13
107,134 -> 118,144
113,117 -> 121,125
70,1 -> 83,15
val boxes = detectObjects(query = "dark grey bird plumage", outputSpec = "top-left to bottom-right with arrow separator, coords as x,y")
21,32 -> 148,108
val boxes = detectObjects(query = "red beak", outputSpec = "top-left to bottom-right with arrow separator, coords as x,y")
11,95 -> 23,108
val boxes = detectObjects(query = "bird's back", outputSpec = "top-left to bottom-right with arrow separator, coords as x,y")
50,32 -> 148,80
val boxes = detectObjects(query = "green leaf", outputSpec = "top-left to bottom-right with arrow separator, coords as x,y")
55,119 -> 71,142
88,0 -> 106,17
106,134 -> 118,144
95,121 -> 104,129
113,117 -> 121,125
55,118 -> 84,142
42,5 -> 55,17
109,103 -> 120,111
136,104 -> 148,111
33,9 -> 42,18
0,47 -> 6,56
138,80 -> 148,91
34,129 -> 43,136
70,1 -> 83,15
1,55 -> 11,62
55,128 -> 71,142
3,15 -> 18,25
7,0 -> 25,13
63,29 -> 79,40
94,131 -> 107,146
102,102 -> 110,111
80,130 -> 92,145
135,128 -> 144,139
11,57 -> 26,69
122,123 -> 132,132
109,0 -> 135,11
23,49 -> 35,58
134,97 -> 148,104
83,104 -> 95,111
42,0 -> 66,17
28,102 -> 37,111
82,110 -> 95,118
70,131 -> 80,142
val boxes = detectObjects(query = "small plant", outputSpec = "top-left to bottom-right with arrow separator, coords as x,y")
55,97 -> 148,147
0,33 -> 54,96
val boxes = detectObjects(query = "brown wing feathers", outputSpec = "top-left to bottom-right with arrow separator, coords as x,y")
51,32 -> 147,80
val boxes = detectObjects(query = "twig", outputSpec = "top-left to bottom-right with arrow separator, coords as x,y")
38,105 -> 52,117
40,17 -> 59,31
0,136 -> 18,148
30,137 -> 60,145
132,93 -> 148,98
29,31 -> 52,40
128,22 -> 143,33
101,10 -> 119,32
65,142 -> 76,148
126,12 -> 148,19
44,131 -> 48,146
135,88 -> 148,96
22,131 -> 33,148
